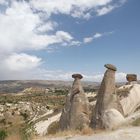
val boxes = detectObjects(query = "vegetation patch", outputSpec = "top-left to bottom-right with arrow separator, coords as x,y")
0,130 -> 7,140
132,118 -> 140,126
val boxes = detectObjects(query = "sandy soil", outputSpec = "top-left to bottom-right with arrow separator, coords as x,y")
34,126 -> 140,140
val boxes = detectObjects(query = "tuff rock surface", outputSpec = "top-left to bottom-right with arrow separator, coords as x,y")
59,74 -> 90,130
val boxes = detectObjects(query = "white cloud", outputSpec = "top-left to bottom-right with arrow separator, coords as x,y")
0,53 -> 42,80
30,0 -> 125,19
0,1 -> 80,80
84,37 -> 93,44
71,10 -> 91,20
0,1 -> 76,54
84,32 -> 113,43
0,1 -> 41,53
84,33 -> 103,43
97,5 -> 115,16
0,0 -> 126,56
55,31 -> 73,42
116,72 -> 126,82
0,0 -> 127,80
0,66 -> 127,82
93,74 -> 104,81
37,21 -> 58,33
94,33 -> 103,38
84,72 -> 127,82
97,0 -> 127,16
3,53 -> 42,71
0,0 -> 126,54
0,0 -> 8,5
69,41 -> 81,46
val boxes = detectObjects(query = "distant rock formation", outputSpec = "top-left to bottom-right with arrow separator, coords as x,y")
126,74 -> 137,85
59,74 -> 90,130
91,64 -> 123,129
59,66 -> 140,131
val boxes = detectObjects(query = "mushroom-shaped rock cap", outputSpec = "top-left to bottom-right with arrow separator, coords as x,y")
104,64 -> 117,71
126,74 -> 137,81
72,74 -> 83,79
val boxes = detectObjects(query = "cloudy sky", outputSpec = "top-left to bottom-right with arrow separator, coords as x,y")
0,0 -> 140,81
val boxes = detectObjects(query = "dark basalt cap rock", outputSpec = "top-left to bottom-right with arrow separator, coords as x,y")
72,74 -> 83,79
104,64 -> 117,71
126,74 -> 137,82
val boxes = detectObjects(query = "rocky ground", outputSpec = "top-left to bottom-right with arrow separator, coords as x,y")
1,72 -> 140,140
34,126 -> 140,140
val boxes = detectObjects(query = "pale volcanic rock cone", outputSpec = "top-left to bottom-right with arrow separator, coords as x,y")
59,74 -> 90,130
91,64 -> 124,129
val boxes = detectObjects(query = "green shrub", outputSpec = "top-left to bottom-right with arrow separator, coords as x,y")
0,130 -> 7,140
20,112 -> 29,121
19,124 -> 32,140
132,118 -> 140,126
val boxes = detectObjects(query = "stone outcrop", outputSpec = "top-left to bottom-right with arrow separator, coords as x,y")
59,74 -> 90,130
126,74 -> 137,85
118,84 -> 140,116
91,64 -> 123,129
102,108 -> 125,130
59,93 -> 71,130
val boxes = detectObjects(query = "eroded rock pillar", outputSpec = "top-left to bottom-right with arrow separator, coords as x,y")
59,74 -> 90,130
91,64 -> 123,129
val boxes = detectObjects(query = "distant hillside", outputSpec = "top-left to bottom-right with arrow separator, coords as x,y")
0,80 -> 100,94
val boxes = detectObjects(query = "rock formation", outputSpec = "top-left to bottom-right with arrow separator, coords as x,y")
59,92 -> 71,130
91,64 -> 123,129
126,74 -> 137,85
102,108 -> 125,130
59,74 -> 90,130
117,84 -> 140,116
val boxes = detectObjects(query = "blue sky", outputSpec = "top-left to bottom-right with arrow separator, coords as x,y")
0,0 -> 140,81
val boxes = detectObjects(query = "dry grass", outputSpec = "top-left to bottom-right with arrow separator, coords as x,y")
47,127 -> 94,138
32,127 -> 105,140
80,127 -> 94,135
5,134 -> 21,140
47,121 -> 94,136
47,121 -> 60,135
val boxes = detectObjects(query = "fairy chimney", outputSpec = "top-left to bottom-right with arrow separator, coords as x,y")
59,74 -> 90,130
91,64 -> 123,129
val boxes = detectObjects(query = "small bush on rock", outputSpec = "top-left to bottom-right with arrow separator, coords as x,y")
132,118 -> 140,126
0,130 -> 7,140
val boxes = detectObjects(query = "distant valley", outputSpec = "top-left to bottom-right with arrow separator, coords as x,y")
0,80 -> 100,94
